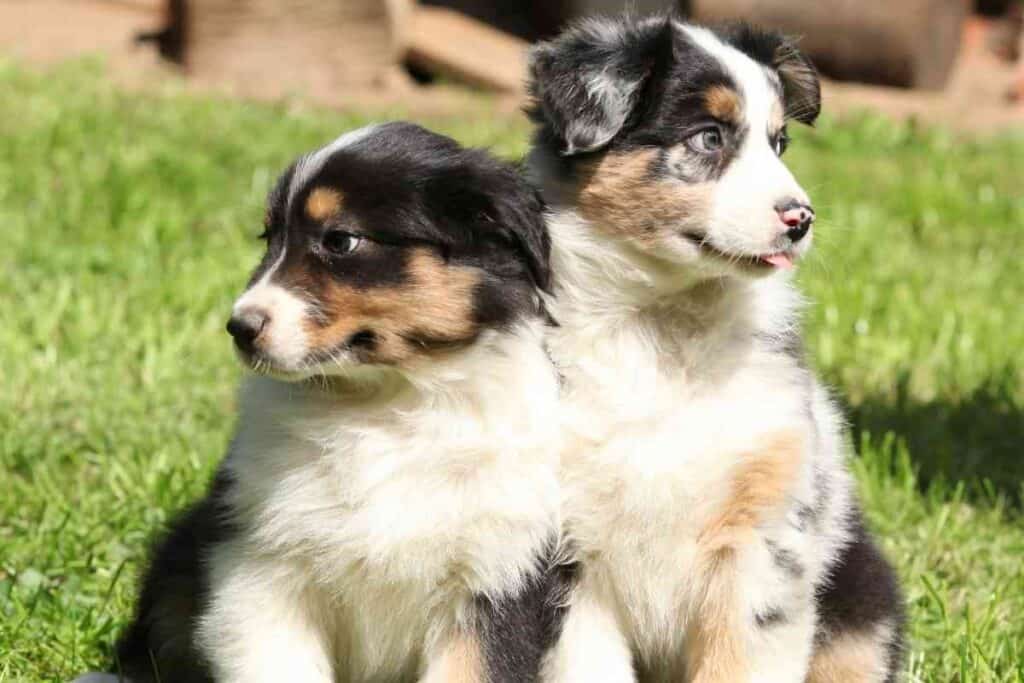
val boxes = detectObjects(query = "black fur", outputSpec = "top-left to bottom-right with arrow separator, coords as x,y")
527,15 -> 820,165
108,124 -> 561,682
816,508 -> 907,681
528,16 -> 670,155
286,122 -> 552,303
245,163 -> 295,288
477,543 -> 577,683
246,122 -> 555,365
716,23 -> 822,125
114,469 -> 236,682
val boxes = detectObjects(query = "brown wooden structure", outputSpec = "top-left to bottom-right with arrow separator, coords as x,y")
147,0 -> 975,94
690,0 -> 970,90
153,0 -> 412,95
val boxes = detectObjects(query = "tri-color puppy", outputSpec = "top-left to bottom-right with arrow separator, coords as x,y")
526,16 -> 905,683
80,122 -> 564,683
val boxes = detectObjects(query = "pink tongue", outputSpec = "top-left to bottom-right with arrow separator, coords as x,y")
762,252 -> 794,269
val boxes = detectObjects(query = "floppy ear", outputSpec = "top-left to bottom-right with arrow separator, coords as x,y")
773,40 -> 821,125
716,23 -> 822,126
487,184 -> 552,293
527,17 -> 669,156
424,168 -> 552,293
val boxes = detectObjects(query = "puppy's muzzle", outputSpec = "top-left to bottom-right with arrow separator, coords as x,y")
227,308 -> 269,354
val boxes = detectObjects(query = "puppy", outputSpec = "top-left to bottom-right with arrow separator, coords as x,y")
84,122 -> 564,683
526,16 -> 905,683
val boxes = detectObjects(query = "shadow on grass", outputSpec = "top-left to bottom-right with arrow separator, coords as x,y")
846,370 -> 1024,507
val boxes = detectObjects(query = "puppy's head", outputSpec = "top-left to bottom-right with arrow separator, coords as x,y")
528,17 -> 820,279
227,122 -> 550,380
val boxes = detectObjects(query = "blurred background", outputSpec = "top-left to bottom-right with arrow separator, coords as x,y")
1,0 -> 1023,128
0,1 -> 1021,682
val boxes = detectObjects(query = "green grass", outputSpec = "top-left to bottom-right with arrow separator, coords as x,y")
1,59 -> 1022,682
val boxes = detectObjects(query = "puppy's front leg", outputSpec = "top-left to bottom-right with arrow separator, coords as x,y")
419,632 -> 487,683
687,432 -> 809,683
541,586 -> 635,683
197,543 -> 333,683
686,550 -> 815,683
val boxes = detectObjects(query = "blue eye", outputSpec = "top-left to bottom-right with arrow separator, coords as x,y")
689,127 -> 724,154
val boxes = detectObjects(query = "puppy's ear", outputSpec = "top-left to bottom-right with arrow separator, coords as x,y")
718,23 -> 821,125
488,185 -> 552,293
527,16 -> 670,156
772,40 -> 820,125
424,167 -> 552,293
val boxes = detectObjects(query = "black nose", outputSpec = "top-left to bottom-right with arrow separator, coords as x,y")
775,199 -> 815,243
226,309 -> 269,352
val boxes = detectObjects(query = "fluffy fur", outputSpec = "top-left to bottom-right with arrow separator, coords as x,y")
527,16 -> 904,683
83,123 -> 566,683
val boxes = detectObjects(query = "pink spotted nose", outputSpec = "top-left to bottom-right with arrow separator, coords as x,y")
775,199 -> 815,243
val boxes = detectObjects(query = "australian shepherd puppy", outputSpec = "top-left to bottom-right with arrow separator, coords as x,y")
82,122 -> 564,683
525,16 -> 905,683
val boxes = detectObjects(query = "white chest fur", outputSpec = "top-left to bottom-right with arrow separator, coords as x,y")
552,321 -> 816,648
217,329 -> 561,680
542,220 -> 831,663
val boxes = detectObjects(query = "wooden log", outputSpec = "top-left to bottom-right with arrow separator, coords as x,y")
406,6 -> 529,93
690,0 -> 969,90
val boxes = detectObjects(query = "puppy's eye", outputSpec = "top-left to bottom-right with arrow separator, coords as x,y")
689,127 -> 724,154
323,231 -> 362,255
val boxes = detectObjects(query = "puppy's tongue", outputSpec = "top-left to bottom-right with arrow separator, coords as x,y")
761,252 -> 794,269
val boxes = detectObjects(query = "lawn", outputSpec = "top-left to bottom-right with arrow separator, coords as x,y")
1,59 -> 1022,682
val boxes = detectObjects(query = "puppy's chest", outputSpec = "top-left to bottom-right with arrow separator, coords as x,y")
561,362 -> 813,602
235,420 -> 559,596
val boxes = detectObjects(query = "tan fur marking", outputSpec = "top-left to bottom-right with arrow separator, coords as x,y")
301,247 -> 480,364
686,432 -> 806,683
699,431 -> 805,553
807,626 -> 893,683
686,549 -> 748,683
575,149 -> 712,249
423,634 -> 485,683
704,85 -> 742,125
305,187 -> 344,221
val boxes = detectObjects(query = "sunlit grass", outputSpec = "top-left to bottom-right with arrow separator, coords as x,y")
1,60 -> 1022,682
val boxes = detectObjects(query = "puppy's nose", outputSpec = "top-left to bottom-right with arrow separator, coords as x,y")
226,308 -> 269,352
775,199 -> 815,243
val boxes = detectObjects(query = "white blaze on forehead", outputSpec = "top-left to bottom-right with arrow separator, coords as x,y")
227,125 -> 383,373
288,123 -> 381,211
256,239 -> 288,287
680,25 -> 810,258
680,25 -> 778,137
